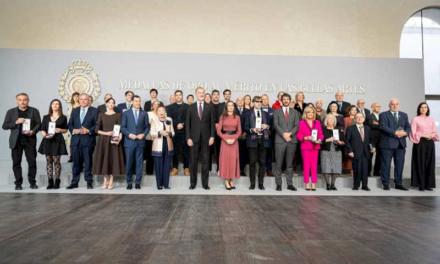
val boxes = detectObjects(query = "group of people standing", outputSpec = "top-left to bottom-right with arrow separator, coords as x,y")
2,88 -> 438,192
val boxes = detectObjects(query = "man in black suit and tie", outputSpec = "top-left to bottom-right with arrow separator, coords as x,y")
186,87 -> 215,190
379,98 -> 410,191
121,95 -> 150,190
346,113 -> 373,191
244,96 -> 270,190
368,102 -> 382,176
67,93 -> 99,189
327,91 -> 351,115
356,99 -> 371,122
117,90 -> 134,113
2,93 -> 41,190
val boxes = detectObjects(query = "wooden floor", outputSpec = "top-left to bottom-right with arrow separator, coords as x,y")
0,194 -> 440,264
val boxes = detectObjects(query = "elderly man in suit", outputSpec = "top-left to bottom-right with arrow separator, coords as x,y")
121,95 -> 150,190
346,113 -> 373,191
244,96 -> 271,190
379,98 -> 411,191
66,93 -> 99,189
2,92 -> 41,190
186,86 -> 215,190
273,93 -> 300,191
327,91 -> 351,115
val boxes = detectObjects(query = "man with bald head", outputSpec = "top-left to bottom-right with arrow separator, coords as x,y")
327,91 -> 351,115
379,98 -> 411,191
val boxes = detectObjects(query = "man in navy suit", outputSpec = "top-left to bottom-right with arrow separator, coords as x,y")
121,95 -> 150,189
67,93 -> 99,189
117,90 -> 134,113
379,98 -> 411,190
244,96 -> 271,190
346,113 -> 373,191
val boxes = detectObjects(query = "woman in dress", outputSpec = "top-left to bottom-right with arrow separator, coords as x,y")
92,98 -> 125,189
151,106 -> 175,189
296,106 -> 324,191
410,102 -> 439,191
38,99 -> 68,189
320,114 -> 345,190
216,101 -> 242,190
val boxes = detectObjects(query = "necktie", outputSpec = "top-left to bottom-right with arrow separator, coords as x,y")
284,108 -> 289,122
338,102 -> 342,112
134,110 -> 139,125
393,112 -> 398,123
257,110 -> 261,118
80,108 -> 85,123
359,126 -> 364,142
198,103 -> 203,119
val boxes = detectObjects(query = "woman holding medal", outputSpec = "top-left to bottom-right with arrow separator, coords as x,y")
297,106 -> 324,191
38,99 -> 68,189
151,106 -> 175,189
92,97 -> 125,189
320,114 -> 345,190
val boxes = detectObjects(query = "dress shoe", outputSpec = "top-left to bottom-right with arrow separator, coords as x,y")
47,179 -> 54,190
276,185 -> 282,191
287,185 -> 297,191
15,185 -> 23,190
189,185 -> 196,190
54,179 -> 61,189
87,182 -> 93,189
395,185 -> 408,191
66,184 -> 78,189
164,186 -> 171,189
158,186 -> 163,190
362,186 -> 371,191
426,187 -> 433,191
184,168 -> 190,176
352,187 -> 359,190
170,168 -> 178,176
249,184 -> 255,190
383,185 -> 390,190
258,185 -> 265,190
67,157 -> 73,163
224,181 -> 232,190
326,184 -> 331,191
419,187 -> 425,191
30,184 -> 38,189
330,185 -> 337,191
135,184 -> 141,189
126,184 -> 133,190
266,171 -> 274,177
203,186 -> 210,190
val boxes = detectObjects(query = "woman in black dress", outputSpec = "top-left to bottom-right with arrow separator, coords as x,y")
38,99 -> 68,189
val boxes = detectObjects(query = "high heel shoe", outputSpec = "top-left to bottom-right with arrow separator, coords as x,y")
311,183 -> 316,191
305,183 -> 311,191
107,176 -> 114,190
102,177 -> 108,189
224,181 -> 232,190
229,180 -> 236,189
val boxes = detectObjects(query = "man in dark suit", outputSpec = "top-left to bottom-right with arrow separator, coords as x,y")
186,87 -> 215,190
166,90 -> 190,176
143,88 -> 162,112
236,96 -> 250,176
346,113 -> 373,191
244,96 -> 270,190
117,90 -> 134,113
121,95 -> 150,190
2,92 -> 41,190
379,98 -> 411,191
327,91 -> 351,115
273,93 -> 300,191
368,102 -> 382,176
67,93 -> 99,189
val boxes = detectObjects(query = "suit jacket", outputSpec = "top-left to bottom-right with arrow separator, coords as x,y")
273,108 -> 300,144
296,120 -> 324,150
68,107 -> 99,147
236,107 -> 250,136
321,127 -> 345,151
357,107 -> 371,121
345,124 -> 372,160
121,108 -> 150,148
185,101 -> 215,143
368,112 -> 381,146
379,111 -> 411,149
2,106 -> 41,149
244,108 -> 270,148
117,102 -> 139,113
327,101 -> 351,115
166,102 -> 189,135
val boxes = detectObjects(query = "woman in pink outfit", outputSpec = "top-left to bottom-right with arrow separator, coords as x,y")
410,102 -> 439,191
297,106 -> 324,191
216,101 -> 242,190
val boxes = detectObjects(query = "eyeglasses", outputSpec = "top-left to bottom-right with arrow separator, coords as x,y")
254,101 -> 262,103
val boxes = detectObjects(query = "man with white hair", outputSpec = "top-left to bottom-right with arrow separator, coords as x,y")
327,91 -> 351,115
379,98 -> 411,191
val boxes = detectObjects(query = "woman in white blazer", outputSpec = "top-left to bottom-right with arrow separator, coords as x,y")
150,105 -> 175,189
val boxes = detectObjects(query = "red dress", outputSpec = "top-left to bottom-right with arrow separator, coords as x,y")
216,115 -> 242,179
